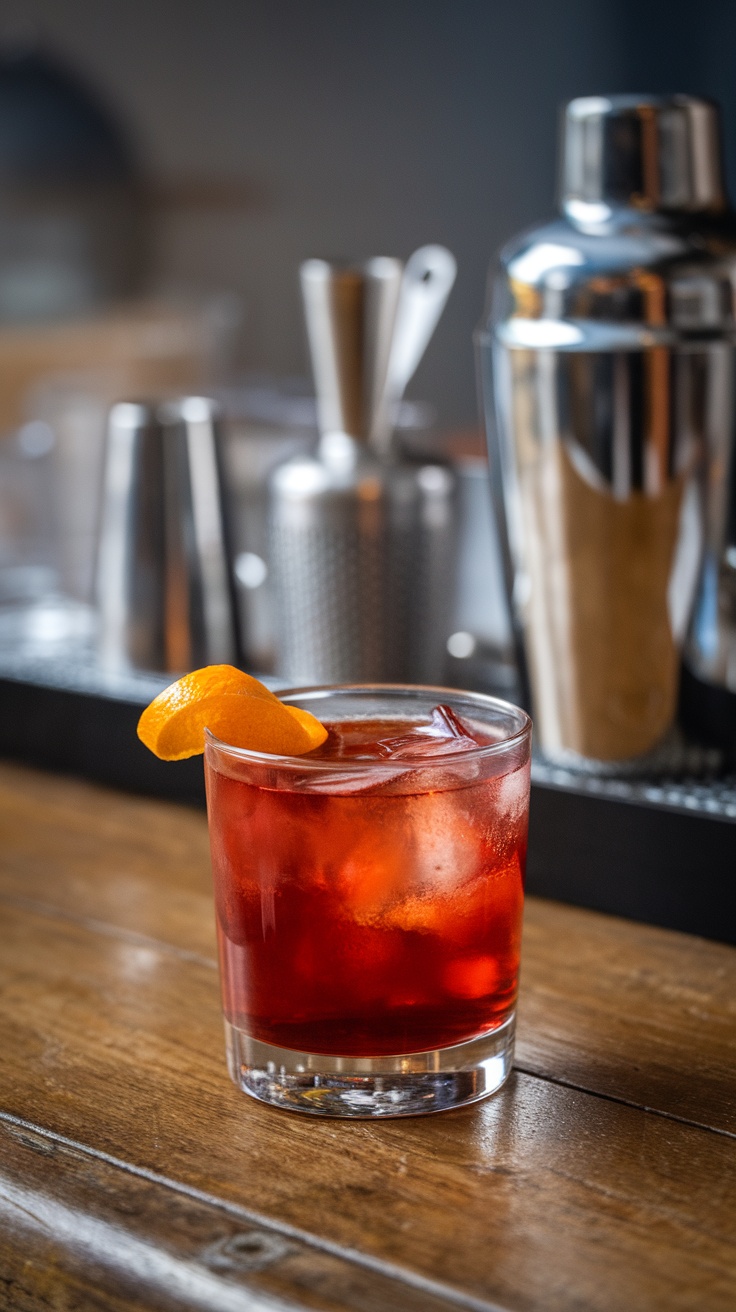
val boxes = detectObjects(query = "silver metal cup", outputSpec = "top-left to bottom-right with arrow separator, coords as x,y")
96,396 -> 240,673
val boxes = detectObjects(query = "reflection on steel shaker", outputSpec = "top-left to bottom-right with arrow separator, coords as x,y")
479,94 -> 736,764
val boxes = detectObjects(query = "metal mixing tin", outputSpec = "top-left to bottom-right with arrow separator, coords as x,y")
478,95 -> 736,764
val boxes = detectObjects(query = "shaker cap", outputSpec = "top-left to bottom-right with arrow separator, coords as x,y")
560,95 -> 726,216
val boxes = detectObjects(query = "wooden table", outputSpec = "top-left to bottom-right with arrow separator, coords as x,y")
1,762 -> 734,1311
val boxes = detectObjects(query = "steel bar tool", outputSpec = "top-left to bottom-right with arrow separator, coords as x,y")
480,94 -> 736,764
268,249 -> 456,684
96,396 -> 240,673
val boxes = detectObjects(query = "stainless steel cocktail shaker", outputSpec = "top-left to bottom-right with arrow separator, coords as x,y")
269,254 -> 456,684
478,95 -> 736,764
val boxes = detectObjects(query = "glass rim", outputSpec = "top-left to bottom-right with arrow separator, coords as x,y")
204,682 -> 532,773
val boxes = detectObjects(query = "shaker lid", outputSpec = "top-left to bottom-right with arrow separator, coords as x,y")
560,95 -> 726,216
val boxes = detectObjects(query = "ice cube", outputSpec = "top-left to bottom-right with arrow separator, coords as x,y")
425,704 -> 475,738
492,760 -> 530,822
376,705 -> 482,761
300,763 -> 407,795
407,791 -> 483,890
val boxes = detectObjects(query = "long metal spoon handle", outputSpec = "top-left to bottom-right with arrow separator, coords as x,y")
371,245 -> 456,457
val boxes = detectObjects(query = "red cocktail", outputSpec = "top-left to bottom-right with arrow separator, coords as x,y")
205,686 -> 531,1117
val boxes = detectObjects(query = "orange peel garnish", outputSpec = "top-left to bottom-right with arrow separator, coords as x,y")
137,664 -> 328,760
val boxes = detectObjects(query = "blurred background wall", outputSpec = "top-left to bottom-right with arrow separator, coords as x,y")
3,0 -> 733,428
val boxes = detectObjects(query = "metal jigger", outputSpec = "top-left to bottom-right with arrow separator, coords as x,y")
268,254 -> 456,684
96,396 -> 240,673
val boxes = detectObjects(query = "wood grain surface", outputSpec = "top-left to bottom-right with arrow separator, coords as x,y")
0,1120 -> 460,1312
1,761 -> 735,1311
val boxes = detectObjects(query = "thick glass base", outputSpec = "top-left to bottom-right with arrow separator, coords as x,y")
224,1014 -> 515,1118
